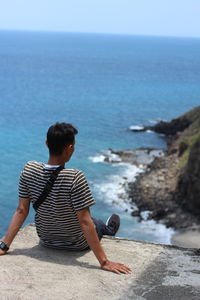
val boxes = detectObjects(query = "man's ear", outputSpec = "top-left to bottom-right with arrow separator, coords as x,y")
45,140 -> 48,147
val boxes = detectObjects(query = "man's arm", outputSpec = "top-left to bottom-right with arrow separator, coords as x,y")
76,208 -> 131,274
0,198 -> 30,255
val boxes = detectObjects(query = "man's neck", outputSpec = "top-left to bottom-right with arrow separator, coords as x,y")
47,156 -> 66,166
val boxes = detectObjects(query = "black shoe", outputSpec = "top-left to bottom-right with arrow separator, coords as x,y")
106,214 -> 120,236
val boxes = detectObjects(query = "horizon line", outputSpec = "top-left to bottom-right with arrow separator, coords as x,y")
0,28 -> 200,40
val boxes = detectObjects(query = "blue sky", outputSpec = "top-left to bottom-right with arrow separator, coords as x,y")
0,0 -> 200,37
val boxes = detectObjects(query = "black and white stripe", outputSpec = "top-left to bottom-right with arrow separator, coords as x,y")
19,161 -> 95,250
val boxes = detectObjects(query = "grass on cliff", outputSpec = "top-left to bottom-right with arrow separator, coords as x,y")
184,106 -> 200,137
178,130 -> 200,168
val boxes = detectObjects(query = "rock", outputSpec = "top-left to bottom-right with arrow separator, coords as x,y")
148,209 -> 167,220
152,116 -> 191,135
103,148 -> 164,166
131,210 -> 140,217
159,176 -> 165,181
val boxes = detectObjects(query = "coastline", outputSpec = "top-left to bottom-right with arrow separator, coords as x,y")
101,106 -> 200,248
103,148 -> 200,248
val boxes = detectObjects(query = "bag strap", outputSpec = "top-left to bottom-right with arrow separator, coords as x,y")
33,166 -> 64,211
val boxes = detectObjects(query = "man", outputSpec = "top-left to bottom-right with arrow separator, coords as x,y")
0,123 -> 131,274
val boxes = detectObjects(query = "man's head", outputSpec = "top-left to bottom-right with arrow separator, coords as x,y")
46,122 -> 78,157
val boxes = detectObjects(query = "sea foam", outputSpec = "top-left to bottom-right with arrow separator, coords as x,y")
93,164 -> 143,211
88,154 -> 105,163
89,150 -> 175,245
89,149 -> 122,164
128,125 -> 145,131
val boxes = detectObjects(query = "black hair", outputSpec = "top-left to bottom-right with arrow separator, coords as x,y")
47,122 -> 78,156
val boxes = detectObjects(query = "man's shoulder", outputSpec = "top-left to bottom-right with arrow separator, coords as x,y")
22,161 -> 44,174
24,161 -> 44,169
60,169 -> 88,184
61,168 -> 84,177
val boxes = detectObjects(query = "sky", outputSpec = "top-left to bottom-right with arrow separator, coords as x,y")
0,0 -> 200,38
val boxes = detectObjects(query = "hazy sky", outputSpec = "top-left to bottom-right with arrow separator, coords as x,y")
0,0 -> 200,37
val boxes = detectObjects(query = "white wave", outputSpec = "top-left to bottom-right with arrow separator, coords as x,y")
89,149 -> 122,164
88,154 -> 105,163
129,125 -> 144,131
123,210 -> 175,245
93,164 -> 143,211
146,130 -> 154,133
104,149 -> 122,163
140,219 -> 175,244
107,152 -> 121,162
149,149 -> 164,158
89,149 -> 174,244
147,119 -> 157,124
140,210 -> 151,221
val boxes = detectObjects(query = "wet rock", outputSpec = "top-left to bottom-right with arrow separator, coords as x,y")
149,209 -> 166,220
103,148 -> 164,166
131,210 -> 140,217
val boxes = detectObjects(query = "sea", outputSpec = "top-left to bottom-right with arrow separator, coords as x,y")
0,30 -> 200,244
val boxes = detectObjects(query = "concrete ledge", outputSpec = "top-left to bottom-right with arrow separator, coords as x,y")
1,225 -> 200,300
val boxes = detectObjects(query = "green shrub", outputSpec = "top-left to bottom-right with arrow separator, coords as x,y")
177,131 -> 200,168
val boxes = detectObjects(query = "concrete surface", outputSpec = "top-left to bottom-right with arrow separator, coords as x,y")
0,224 -> 200,300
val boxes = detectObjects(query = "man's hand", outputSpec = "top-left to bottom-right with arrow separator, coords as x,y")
101,260 -> 132,274
0,249 -> 7,256
76,208 -> 132,275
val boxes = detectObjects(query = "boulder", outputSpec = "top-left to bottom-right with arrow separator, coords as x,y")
153,117 -> 191,135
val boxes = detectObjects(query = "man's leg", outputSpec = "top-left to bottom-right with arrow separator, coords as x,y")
92,214 -> 120,240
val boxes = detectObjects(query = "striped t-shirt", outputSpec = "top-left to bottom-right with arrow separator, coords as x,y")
19,161 -> 95,250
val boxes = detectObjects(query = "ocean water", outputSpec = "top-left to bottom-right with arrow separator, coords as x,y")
0,30 -> 200,244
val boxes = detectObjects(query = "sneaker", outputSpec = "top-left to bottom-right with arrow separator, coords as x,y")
106,214 -> 120,236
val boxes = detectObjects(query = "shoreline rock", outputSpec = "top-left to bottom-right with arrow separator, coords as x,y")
127,153 -> 200,230
103,148 -> 165,166
128,106 -> 200,232
107,106 -> 200,236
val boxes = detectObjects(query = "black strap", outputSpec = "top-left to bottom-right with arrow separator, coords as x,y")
33,166 -> 64,211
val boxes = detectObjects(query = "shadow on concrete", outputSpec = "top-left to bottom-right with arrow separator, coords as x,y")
9,244 -> 99,271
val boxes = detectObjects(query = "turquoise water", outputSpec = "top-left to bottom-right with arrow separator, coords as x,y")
0,30 -> 200,243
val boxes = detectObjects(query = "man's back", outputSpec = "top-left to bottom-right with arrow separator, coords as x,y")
19,161 -> 95,250
1,122 -> 131,274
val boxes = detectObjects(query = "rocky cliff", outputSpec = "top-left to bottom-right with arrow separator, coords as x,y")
128,106 -> 200,229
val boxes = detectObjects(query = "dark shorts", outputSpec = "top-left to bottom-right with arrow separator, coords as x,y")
92,217 -> 114,240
